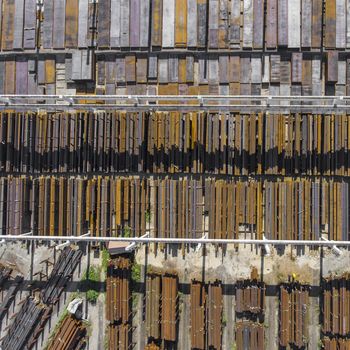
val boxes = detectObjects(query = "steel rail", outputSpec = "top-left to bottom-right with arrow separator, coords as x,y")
1,235 -> 350,246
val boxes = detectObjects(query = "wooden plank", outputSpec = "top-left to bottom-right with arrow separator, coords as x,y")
266,0 -> 277,48
125,55 -> 136,82
187,0 -> 197,46
5,60 -> 15,94
230,0 -> 240,46
288,0 -> 300,48
45,58 -> 56,84
120,0 -> 130,47
197,0 -> 207,47
65,0 -> 79,48
42,0 -> 54,48
327,51 -> 338,83
81,49 -> 93,80
175,0 -> 187,47
312,0 -> 322,48
24,0 -> 36,49
13,0 -> 25,49
325,0 -> 336,48
347,0 -> 350,47
270,54 -> 280,83
218,0 -> 228,48
219,56 -> 229,83
301,0 -> 311,47
151,0 -> 162,46
140,0 -> 150,47
116,57 -> 126,83
208,0 -> 219,48
137,57 -> 148,83
163,0 -> 175,47
278,0 -> 288,46
158,57 -> 169,83
15,59 -> 28,94
78,0 -> 89,47
251,56 -> 262,84
72,51 -> 81,80
253,0 -> 264,48
292,52 -> 302,83
336,0 -> 346,48
2,0 -> 15,50
98,0 -> 110,47
148,54 -> 158,79
168,55 -> 178,82
243,0 -> 253,48
110,0 -> 121,47
130,0 -> 140,47
53,0 -> 66,49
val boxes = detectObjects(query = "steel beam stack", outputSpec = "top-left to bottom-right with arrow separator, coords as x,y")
279,284 -> 310,349
322,274 -> 350,348
146,273 -> 161,340
235,322 -> 264,350
235,280 -> 265,319
106,256 -> 132,350
47,315 -> 87,350
190,280 -> 223,350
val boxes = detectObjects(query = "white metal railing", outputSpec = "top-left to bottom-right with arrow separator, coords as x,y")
0,234 -> 349,247
0,95 -> 349,112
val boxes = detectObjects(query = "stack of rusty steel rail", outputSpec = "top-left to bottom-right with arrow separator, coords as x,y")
146,273 -> 161,340
0,275 -> 23,323
279,284 -> 310,349
0,247 -> 81,350
106,256 -> 132,350
41,246 -> 83,305
235,280 -> 265,321
190,280 -> 223,350
0,297 -> 51,350
144,342 -> 160,350
1,176 -> 349,242
235,322 -> 264,350
161,274 -> 178,343
145,273 -> 178,344
2,111 -> 350,177
47,314 -> 87,350
322,274 -> 350,349
323,338 -> 350,350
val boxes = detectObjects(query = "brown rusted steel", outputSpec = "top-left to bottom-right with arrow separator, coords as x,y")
161,274 -> 178,342
279,284 -> 309,348
191,280 -> 206,350
207,281 -> 223,350
106,256 -> 131,324
47,314 -> 87,350
145,273 -> 161,340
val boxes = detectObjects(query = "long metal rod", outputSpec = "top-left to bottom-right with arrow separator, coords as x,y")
0,235 -> 350,247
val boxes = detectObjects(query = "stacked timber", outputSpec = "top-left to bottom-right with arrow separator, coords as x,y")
190,280 -> 223,350
47,315 -> 87,350
323,338 -> 350,349
279,284 -> 310,349
106,256 -> 132,350
235,322 -> 264,350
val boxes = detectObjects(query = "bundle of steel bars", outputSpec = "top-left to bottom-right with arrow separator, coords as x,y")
1,111 -> 350,177
47,314 -> 87,350
0,297 -> 51,350
0,275 -> 23,323
0,176 -> 348,242
279,284 -> 310,348
41,247 -> 83,305
106,256 -> 132,350
235,280 -> 265,317
322,274 -> 350,338
323,338 -> 350,350
235,322 -> 264,350
145,273 -> 161,340
190,280 -> 223,350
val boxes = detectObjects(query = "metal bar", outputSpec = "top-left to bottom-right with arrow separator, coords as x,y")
0,235 -> 350,246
